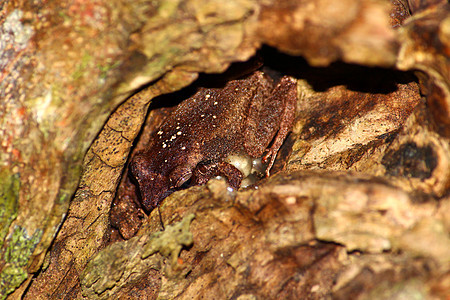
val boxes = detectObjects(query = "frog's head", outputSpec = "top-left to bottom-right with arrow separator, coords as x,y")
129,152 -> 174,211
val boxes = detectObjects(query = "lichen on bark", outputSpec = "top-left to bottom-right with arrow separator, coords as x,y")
80,214 -> 195,299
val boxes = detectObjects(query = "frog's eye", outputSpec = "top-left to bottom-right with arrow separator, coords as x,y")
174,170 -> 192,188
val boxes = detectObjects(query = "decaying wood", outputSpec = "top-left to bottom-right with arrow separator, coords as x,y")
257,0 -> 398,66
0,0 -> 448,299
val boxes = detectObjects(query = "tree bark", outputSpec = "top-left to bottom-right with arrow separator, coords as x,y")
0,0 -> 448,299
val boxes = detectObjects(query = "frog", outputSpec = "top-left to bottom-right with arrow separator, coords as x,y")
130,71 -> 297,212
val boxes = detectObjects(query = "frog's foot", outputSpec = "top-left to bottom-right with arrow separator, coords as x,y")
262,149 -> 277,177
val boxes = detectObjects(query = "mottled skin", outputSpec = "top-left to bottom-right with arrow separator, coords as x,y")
130,71 -> 297,211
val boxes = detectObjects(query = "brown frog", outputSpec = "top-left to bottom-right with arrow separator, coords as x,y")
130,71 -> 297,211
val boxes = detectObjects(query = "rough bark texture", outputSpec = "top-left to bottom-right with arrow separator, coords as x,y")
0,0 -> 448,299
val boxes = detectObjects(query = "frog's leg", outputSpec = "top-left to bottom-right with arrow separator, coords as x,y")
191,161 -> 243,189
244,76 -> 297,176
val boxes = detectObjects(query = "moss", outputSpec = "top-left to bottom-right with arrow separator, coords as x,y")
0,169 -> 20,249
0,166 -> 42,299
0,227 -> 42,299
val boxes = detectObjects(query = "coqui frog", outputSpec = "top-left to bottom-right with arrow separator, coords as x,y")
130,71 -> 297,211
